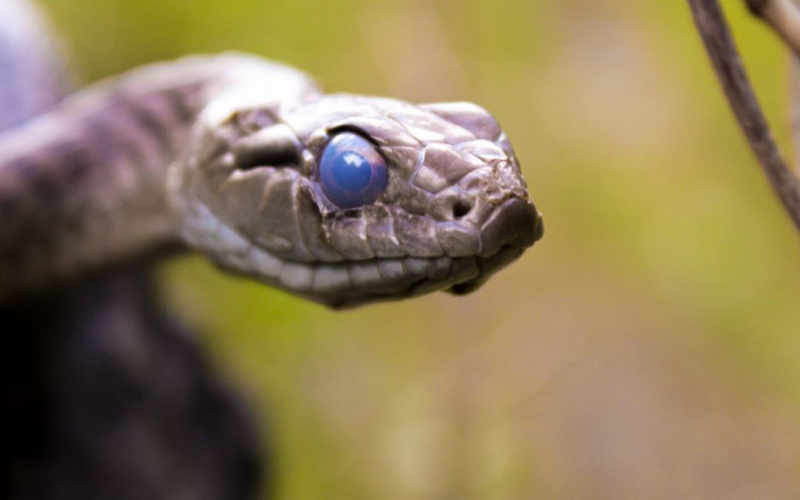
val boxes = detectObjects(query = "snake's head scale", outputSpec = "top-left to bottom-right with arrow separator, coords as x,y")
170,94 -> 543,308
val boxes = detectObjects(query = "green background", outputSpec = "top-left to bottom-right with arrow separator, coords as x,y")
38,0 -> 800,497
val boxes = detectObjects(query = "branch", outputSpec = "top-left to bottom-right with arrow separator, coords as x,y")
746,0 -> 800,57
688,0 -> 800,232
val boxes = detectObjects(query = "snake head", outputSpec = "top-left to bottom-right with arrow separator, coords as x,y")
170,94 -> 543,308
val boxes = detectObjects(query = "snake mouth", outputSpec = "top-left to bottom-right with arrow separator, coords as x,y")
330,205 -> 544,306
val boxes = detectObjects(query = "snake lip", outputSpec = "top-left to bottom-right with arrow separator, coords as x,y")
448,244 -> 525,295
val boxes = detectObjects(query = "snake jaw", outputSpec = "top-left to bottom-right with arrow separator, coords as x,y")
172,93 -> 542,307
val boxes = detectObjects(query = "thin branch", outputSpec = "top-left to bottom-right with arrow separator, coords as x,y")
688,0 -> 800,232
746,0 -> 800,57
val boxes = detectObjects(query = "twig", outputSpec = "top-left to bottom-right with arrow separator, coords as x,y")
688,0 -> 800,232
746,0 -> 800,57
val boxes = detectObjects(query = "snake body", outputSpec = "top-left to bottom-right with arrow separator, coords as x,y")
1,4 -> 258,499
0,0 -> 542,497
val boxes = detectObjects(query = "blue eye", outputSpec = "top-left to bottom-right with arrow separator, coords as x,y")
319,132 -> 388,209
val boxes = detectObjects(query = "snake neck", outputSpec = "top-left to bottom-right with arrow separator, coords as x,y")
0,54 -> 319,304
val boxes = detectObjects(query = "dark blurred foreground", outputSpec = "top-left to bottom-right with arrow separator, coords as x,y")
2,270 -> 261,498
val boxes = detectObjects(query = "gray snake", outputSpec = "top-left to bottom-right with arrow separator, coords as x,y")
0,31 -> 542,309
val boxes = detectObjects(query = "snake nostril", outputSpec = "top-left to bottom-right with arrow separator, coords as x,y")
452,200 -> 472,219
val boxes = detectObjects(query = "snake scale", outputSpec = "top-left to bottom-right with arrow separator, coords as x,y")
0,0 -> 542,498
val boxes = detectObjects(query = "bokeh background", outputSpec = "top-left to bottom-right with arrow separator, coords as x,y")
37,0 -> 800,497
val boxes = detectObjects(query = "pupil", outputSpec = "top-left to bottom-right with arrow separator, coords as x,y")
332,152 -> 372,191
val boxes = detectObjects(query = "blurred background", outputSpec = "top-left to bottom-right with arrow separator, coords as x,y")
36,0 -> 800,497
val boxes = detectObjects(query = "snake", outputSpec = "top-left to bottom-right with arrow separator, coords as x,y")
0,0 -> 542,497
0,27 -> 542,309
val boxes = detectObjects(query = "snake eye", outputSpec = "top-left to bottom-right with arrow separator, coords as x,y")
319,132 -> 387,209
